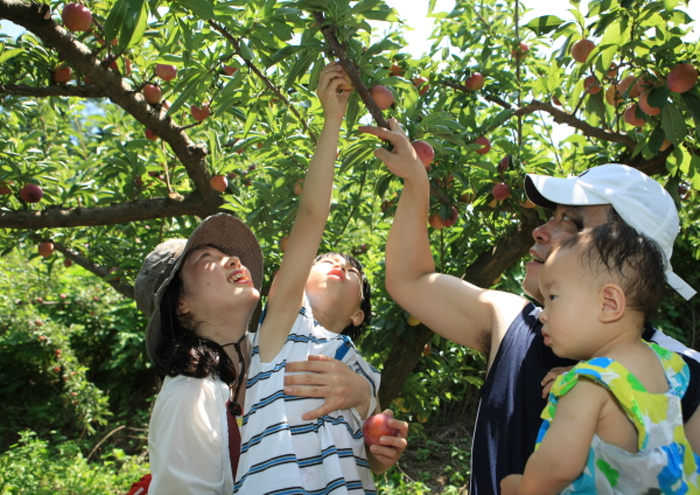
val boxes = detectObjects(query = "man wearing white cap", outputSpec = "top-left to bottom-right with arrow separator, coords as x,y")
359,120 -> 700,495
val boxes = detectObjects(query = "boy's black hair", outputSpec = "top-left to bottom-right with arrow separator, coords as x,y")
314,252 -> 372,341
562,222 -> 667,322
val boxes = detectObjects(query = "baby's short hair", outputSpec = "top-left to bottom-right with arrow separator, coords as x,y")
560,222 -> 667,321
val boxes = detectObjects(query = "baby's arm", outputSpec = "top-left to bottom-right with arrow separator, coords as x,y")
502,379 -> 606,495
257,63 -> 351,361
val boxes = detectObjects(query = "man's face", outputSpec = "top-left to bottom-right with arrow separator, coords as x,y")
523,204 -> 612,303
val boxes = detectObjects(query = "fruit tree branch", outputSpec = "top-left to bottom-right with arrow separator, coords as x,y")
0,193 -> 223,230
28,233 -> 135,299
0,82 -> 106,98
446,79 -> 636,149
0,0 -> 212,194
512,100 -> 635,148
312,11 -> 390,130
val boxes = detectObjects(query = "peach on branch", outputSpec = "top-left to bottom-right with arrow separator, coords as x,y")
413,77 -> 429,95
370,85 -> 394,110
512,42 -> 529,60
412,140 -> 435,168
62,3 -> 92,32
38,242 -> 54,258
210,175 -> 228,193
571,39 -> 595,63
667,63 -> 698,94
54,66 -> 72,84
584,75 -> 602,94
389,63 -> 403,77
623,104 -> 645,127
465,72 -> 484,91
190,104 -> 210,122
142,84 -> 162,104
492,182 -> 511,201
155,64 -> 178,81
145,129 -> 158,141
20,184 -> 43,203
605,85 -> 623,107
638,91 -> 661,116
618,75 -> 641,98
474,136 -> 491,155
223,65 -> 238,76
442,206 -> 459,227
429,212 -> 446,230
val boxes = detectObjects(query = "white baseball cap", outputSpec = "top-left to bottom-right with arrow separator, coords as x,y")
525,164 -> 695,300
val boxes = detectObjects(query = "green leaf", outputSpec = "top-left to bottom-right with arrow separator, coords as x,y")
239,40 -> 255,61
524,15 -> 566,35
175,0 -> 215,19
0,48 -> 23,64
284,49 -> 318,89
662,0 -> 681,11
104,0 -> 148,52
681,92 -> 700,139
661,103 -> 687,146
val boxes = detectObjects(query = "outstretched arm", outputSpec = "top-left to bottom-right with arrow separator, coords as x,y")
359,120 -> 527,364
258,64 -> 351,362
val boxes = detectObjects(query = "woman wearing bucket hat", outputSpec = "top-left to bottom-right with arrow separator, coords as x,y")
359,119 -> 700,495
134,214 -> 378,494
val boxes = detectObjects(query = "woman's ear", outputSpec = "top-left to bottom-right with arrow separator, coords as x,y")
350,309 -> 365,327
599,283 -> 625,323
177,296 -> 191,317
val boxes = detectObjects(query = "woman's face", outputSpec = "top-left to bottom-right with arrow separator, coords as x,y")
177,245 -> 260,326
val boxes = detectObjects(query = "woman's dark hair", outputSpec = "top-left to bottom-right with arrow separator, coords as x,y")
562,222 -> 667,321
314,252 -> 372,341
154,270 -> 240,389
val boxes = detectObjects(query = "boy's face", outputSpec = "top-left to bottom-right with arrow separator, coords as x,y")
306,253 -> 364,327
525,204 -> 612,303
537,246 -> 601,360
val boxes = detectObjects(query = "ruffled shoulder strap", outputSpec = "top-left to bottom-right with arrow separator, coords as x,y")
546,357 -> 649,450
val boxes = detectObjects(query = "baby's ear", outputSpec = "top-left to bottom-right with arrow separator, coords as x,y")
599,283 -> 625,323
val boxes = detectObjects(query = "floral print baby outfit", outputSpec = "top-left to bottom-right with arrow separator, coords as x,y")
537,342 -> 700,494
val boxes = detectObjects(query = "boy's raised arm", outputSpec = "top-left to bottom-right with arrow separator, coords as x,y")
258,63 -> 350,361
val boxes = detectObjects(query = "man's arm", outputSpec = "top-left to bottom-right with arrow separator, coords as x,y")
360,120 -> 528,363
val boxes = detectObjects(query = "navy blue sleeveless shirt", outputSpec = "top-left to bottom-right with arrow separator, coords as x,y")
469,302 -> 700,495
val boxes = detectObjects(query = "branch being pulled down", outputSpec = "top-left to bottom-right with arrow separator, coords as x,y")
207,19 -> 317,145
313,11 -> 390,130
